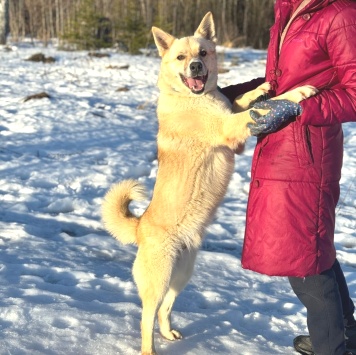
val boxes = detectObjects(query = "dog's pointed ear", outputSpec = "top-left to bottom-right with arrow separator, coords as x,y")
152,27 -> 176,57
194,12 -> 217,43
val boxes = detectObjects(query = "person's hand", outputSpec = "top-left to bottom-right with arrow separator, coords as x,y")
248,99 -> 302,136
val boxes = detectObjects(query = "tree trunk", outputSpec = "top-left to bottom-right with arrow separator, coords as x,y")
0,0 -> 9,44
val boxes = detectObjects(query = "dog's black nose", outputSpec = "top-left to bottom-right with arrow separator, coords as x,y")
189,61 -> 203,76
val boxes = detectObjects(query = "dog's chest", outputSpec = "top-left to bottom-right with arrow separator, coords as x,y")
203,146 -> 235,187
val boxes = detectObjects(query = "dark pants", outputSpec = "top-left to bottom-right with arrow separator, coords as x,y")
289,260 -> 347,355
333,259 -> 355,325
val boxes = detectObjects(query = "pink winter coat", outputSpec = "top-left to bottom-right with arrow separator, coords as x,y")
224,0 -> 356,277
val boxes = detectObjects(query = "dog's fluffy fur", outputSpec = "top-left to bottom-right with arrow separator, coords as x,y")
102,12 -> 317,355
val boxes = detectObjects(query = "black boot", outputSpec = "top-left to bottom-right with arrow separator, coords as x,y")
293,335 -> 314,355
294,329 -> 356,355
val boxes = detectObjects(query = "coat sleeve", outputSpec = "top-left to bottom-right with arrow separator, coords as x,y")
299,5 -> 356,125
220,77 -> 265,104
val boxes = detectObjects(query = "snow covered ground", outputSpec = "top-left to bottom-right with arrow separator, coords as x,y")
0,41 -> 355,355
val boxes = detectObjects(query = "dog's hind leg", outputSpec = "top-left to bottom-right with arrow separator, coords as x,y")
158,248 -> 198,341
133,248 -> 172,355
158,288 -> 181,340
140,297 -> 160,355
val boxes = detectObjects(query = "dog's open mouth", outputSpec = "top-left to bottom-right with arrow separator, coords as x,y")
180,74 -> 208,94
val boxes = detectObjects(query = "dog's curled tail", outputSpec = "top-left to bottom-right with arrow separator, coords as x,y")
102,179 -> 146,245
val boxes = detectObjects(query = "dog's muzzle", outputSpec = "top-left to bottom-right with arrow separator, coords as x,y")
180,73 -> 208,94
180,60 -> 208,94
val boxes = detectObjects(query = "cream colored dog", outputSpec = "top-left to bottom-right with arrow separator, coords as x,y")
102,12 -> 316,355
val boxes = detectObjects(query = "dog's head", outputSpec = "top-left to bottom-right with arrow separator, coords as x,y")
152,12 -> 218,96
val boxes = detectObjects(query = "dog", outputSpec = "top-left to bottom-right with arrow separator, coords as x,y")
102,12 -> 317,355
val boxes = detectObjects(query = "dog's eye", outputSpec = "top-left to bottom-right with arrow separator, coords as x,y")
177,55 -> 185,61
200,50 -> 207,57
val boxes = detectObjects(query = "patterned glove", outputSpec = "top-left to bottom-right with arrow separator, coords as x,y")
248,99 -> 302,136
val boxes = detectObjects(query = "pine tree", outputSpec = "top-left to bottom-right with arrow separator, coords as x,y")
113,0 -> 148,54
62,0 -> 112,50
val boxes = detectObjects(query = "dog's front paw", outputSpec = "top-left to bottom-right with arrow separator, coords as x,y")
233,82 -> 271,113
289,85 -> 318,103
161,329 -> 183,341
256,82 -> 271,94
298,85 -> 319,99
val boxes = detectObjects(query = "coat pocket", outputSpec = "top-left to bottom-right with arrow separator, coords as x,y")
294,124 -> 314,167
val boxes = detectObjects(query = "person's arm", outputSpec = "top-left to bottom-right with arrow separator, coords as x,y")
220,77 -> 265,104
299,6 -> 356,125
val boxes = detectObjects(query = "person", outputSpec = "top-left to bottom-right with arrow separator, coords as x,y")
220,0 -> 356,354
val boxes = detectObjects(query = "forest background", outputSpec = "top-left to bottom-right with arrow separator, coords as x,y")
2,0 -> 275,53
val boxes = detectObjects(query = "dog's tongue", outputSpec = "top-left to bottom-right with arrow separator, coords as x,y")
186,77 -> 204,91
